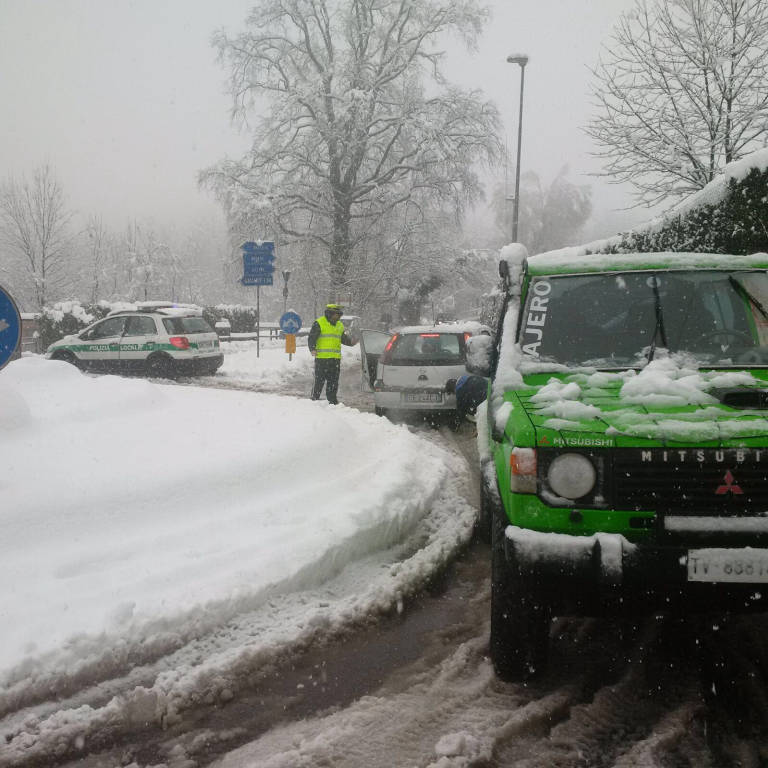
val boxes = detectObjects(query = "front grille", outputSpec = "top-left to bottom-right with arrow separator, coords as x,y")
613,449 -> 768,515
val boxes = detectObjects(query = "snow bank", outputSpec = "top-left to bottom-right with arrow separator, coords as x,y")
0,356 -> 452,679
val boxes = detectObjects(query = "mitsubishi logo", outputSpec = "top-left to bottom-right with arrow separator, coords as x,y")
715,470 -> 744,495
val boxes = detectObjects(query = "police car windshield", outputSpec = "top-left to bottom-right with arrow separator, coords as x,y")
162,317 -> 214,335
519,270 -> 768,368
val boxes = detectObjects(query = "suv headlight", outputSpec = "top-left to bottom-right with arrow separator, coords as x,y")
547,453 -> 596,500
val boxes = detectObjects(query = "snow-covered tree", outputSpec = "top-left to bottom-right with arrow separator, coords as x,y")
0,165 -> 74,310
201,0 -> 501,297
588,0 -> 768,206
492,167 -> 592,254
81,215 -> 115,303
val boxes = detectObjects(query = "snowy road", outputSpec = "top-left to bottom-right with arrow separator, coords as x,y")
4,342 -> 768,767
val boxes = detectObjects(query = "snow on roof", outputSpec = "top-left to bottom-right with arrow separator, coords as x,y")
527,250 -> 768,275
394,321 -> 491,335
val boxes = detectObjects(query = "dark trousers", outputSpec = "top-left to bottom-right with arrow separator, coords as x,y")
311,357 -> 341,404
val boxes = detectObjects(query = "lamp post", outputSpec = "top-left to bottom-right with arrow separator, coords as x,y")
507,53 -> 528,242
281,270 -> 291,314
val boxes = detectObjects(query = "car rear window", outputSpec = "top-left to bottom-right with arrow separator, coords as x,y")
388,333 -> 464,365
162,317 -> 214,335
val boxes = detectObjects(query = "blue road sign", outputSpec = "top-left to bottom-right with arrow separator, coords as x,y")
241,242 -> 276,285
243,257 -> 275,269
0,285 -> 21,371
243,250 -> 275,261
279,311 -> 302,335
241,275 -> 274,287
243,266 -> 275,277
241,241 -> 275,256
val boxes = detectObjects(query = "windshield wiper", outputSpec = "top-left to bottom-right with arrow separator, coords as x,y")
729,275 -> 768,321
647,275 -> 668,362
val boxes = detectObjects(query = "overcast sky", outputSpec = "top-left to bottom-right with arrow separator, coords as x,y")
0,0 -> 645,240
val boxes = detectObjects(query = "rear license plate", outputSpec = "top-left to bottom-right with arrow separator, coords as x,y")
198,340 -> 213,350
687,548 -> 768,583
402,392 -> 442,403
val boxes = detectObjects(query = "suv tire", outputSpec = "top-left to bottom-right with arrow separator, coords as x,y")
490,502 -> 550,681
477,465 -> 501,543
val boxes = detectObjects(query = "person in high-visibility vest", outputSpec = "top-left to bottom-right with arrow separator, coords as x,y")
308,303 -> 358,404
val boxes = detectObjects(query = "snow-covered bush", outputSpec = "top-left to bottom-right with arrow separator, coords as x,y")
39,302 -> 107,350
39,300 -> 140,349
202,304 -> 259,333
596,158 -> 768,257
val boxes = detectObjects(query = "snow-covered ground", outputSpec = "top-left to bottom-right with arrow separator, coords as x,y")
0,343 -> 477,766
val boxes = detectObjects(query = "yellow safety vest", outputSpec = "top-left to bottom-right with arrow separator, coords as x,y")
315,316 -> 345,359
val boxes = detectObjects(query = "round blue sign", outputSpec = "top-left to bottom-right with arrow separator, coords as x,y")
279,310 -> 302,335
0,285 -> 21,371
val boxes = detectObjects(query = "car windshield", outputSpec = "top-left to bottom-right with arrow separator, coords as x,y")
519,269 -> 768,368
388,332 -> 464,365
162,316 -> 214,334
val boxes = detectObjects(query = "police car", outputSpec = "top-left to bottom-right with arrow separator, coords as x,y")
45,303 -> 223,378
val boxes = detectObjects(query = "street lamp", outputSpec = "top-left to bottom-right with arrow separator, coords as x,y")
281,270 -> 291,314
507,53 -> 528,242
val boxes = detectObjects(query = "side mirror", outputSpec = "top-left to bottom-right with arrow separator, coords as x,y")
465,335 -> 493,376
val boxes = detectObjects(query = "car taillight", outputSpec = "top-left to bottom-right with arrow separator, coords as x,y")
464,332 -> 471,343
379,333 -> 398,364
169,336 -> 190,350
419,333 -> 440,338
510,448 -> 537,493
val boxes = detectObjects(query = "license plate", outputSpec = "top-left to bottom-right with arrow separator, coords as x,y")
402,392 -> 442,403
687,548 -> 768,583
198,340 -> 213,350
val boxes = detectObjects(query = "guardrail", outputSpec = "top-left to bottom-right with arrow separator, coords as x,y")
218,327 -> 310,341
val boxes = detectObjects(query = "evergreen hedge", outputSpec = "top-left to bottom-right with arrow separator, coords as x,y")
594,166 -> 768,257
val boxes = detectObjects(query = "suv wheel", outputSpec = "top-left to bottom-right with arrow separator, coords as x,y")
490,503 -> 550,681
146,354 -> 176,379
477,465 -> 501,544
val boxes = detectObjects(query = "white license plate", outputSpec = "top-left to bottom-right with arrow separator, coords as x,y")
198,340 -> 213,350
402,392 -> 442,403
687,548 -> 768,583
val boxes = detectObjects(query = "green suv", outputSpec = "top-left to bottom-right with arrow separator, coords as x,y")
46,305 -> 223,377
471,247 -> 768,680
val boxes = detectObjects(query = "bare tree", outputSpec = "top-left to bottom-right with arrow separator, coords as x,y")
588,0 -> 768,206
0,165 -> 74,310
82,215 -> 113,303
201,0 -> 501,296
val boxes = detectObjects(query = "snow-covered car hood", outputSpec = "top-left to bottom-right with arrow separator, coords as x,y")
513,360 -> 768,448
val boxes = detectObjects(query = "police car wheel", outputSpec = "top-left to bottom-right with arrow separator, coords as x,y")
52,350 -> 82,369
146,355 -> 176,379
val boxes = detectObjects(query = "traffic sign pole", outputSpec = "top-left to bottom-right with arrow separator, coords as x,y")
240,241 -> 276,358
